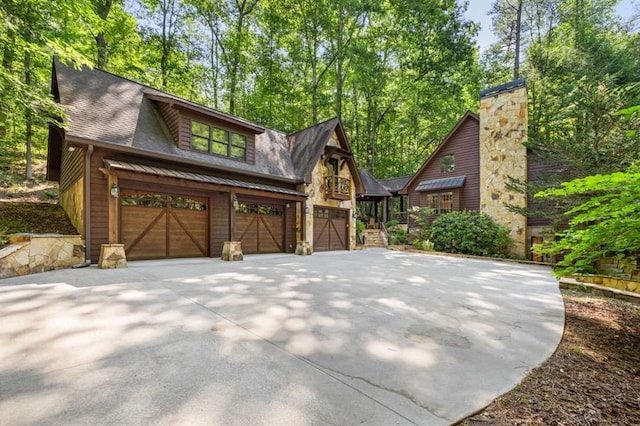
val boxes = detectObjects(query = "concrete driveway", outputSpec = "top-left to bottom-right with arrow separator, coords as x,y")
0,249 -> 564,425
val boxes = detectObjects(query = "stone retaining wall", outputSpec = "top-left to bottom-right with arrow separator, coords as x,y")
0,234 -> 85,279
575,274 -> 640,295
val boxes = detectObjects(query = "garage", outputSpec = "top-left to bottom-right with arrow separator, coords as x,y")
313,207 -> 348,251
120,191 -> 208,260
236,202 -> 285,254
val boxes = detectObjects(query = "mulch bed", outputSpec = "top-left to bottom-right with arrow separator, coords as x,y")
461,290 -> 640,425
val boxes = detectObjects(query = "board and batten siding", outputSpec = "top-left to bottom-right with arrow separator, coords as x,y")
407,115 -> 480,212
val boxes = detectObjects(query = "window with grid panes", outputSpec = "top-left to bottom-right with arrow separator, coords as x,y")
190,120 -> 247,160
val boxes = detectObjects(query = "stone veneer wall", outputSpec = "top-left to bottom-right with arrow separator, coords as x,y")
0,234 -> 85,279
479,84 -> 528,257
296,133 -> 356,251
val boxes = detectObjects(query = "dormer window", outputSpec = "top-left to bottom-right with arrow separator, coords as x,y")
190,120 -> 247,160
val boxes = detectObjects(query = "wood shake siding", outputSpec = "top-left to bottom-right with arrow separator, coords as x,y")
59,142 -> 83,192
156,102 -> 181,146
408,116 -> 480,212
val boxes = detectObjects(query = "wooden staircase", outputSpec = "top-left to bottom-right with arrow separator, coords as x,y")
361,229 -> 388,248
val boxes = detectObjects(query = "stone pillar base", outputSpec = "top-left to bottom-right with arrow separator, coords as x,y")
98,244 -> 127,269
222,241 -> 243,261
295,241 -> 312,256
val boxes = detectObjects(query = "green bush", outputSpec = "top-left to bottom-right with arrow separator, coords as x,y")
408,206 -> 435,241
412,238 -> 434,251
385,220 -> 408,245
429,211 -> 512,257
356,219 -> 365,245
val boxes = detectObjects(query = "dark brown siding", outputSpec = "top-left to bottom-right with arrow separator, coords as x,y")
527,151 -> 567,227
90,148 -> 109,262
285,203 -> 296,253
59,141 -> 83,192
210,191 -> 230,257
156,102 -> 181,146
179,112 -> 256,164
408,116 -> 480,214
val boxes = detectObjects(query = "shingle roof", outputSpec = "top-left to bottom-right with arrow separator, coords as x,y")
415,176 -> 466,191
358,169 -> 392,197
54,59 -> 297,181
104,159 -> 306,197
379,175 -> 411,193
288,117 -> 341,180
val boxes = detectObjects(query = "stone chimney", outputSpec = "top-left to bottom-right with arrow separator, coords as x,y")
479,78 -> 528,257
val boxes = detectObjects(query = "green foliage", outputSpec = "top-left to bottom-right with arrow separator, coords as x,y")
0,226 -> 8,246
412,238 -> 434,251
534,162 -> 640,277
385,220 -> 407,245
408,206 -> 435,242
355,219 -> 365,245
428,211 -> 513,257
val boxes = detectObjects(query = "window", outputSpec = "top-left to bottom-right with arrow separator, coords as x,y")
426,192 -> 453,214
440,154 -> 455,173
190,120 -> 247,160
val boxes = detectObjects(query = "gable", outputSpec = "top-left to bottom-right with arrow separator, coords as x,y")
51,59 -> 297,183
402,111 -> 479,194
288,118 -> 363,193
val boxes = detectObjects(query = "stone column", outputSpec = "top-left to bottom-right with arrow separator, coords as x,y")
479,79 -> 528,257
222,241 -> 243,261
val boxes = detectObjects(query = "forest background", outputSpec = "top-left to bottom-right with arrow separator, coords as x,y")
1,0 -> 639,182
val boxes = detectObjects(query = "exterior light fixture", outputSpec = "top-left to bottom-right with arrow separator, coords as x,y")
110,183 -> 120,198
232,194 -> 239,211
305,205 -> 309,214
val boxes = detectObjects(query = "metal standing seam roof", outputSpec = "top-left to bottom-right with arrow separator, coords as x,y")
104,159 -> 307,197
415,176 -> 466,192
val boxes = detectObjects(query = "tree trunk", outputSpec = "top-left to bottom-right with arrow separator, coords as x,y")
94,0 -> 113,69
24,50 -> 32,180
513,0 -> 523,80
334,5 -> 344,118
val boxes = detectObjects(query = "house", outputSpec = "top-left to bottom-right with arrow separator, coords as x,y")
401,78 -> 551,259
357,170 -> 410,227
46,59 -> 363,263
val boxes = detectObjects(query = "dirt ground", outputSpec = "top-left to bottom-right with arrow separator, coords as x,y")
461,289 -> 640,425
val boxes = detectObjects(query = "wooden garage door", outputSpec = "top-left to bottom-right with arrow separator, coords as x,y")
313,207 -> 348,251
236,203 -> 284,254
121,192 -> 208,260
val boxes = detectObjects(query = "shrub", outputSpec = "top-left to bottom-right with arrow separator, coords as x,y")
429,211 -> 512,257
408,206 -> 435,241
356,219 -> 365,245
412,238 -> 434,251
385,220 -> 408,245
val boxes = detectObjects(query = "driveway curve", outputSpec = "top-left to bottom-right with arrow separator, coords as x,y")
0,249 -> 564,425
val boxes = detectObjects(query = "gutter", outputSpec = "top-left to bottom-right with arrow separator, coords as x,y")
84,144 -> 93,263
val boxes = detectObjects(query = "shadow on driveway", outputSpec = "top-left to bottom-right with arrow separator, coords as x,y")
0,249 -> 564,425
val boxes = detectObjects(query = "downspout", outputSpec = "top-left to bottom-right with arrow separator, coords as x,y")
83,144 -> 94,263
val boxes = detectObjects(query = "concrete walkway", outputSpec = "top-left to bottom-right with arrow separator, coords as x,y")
0,249 -> 564,425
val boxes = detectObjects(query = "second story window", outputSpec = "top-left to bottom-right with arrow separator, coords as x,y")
440,154 -> 455,173
191,120 -> 247,160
